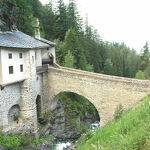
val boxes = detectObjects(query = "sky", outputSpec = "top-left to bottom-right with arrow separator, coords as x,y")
40,0 -> 150,52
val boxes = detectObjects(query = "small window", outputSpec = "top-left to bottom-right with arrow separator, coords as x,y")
8,53 -> 12,59
19,53 -> 23,58
9,66 -> 13,74
20,65 -> 23,72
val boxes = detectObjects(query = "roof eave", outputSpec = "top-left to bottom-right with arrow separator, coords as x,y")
0,46 -> 50,50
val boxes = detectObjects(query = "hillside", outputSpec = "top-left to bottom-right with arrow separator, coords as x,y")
75,96 -> 150,150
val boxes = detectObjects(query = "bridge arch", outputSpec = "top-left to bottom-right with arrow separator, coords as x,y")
50,91 -> 100,129
47,66 -> 150,126
8,104 -> 20,124
48,88 -> 103,126
50,90 -> 99,111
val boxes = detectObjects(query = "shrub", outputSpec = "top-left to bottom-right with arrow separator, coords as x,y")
0,134 -> 23,150
135,70 -> 146,80
114,104 -> 124,120
13,114 -> 19,121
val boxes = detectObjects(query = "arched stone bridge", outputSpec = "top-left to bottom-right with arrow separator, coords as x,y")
45,66 -> 150,127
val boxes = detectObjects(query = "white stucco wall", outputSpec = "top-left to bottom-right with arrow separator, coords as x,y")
1,48 -> 26,85
41,48 -> 49,59
49,47 -> 56,63
41,47 -> 56,63
0,48 -> 2,84
35,49 -> 42,67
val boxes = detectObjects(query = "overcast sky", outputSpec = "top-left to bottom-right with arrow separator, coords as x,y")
40,0 -> 150,52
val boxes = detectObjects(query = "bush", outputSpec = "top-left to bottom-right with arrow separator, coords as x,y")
0,134 -> 23,150
114,104 -> 124,120
13,114 -> 19,121
135,70 -> 146,80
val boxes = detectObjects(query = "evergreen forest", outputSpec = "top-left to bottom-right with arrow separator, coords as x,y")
1,0 -> 150,78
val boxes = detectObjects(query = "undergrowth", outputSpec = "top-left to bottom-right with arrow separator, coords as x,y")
0,134 -> 53,150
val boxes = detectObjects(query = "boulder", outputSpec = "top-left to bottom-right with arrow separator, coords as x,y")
0,145 -> 4,150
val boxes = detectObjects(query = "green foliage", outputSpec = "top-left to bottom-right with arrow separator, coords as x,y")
104,58 -> 113,75
76,130 -> 96,147
135,70 -> 146,80
64,50 -> 75,68
140,42 -> 150,71
144,65 -> 150,79
76,96 -> 150,150
0,134 -> 53,149
114,104 -> 124,120
59,92 -> 98,120
85,64 -> 94,72
0,134 -> 23,150
13,114 -> 19,121
31,136 -> 53,146
55,0 -> 68,40
2,0 -> 142,78
0,0 -> 3,5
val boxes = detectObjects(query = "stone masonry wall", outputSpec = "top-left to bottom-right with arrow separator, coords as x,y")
47,66 -> 150,127
41,72 -> 51,114
0,84 -> 20,129
20,50 -> 38,133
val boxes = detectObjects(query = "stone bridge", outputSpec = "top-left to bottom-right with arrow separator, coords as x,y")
45,66 -> 150,127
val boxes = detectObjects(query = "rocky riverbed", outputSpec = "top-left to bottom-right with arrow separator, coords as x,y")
39,98 -> 99,140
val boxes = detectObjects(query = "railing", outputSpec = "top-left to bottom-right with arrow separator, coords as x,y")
36,64 -> 48,74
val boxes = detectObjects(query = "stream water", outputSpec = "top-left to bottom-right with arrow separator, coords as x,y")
55,142 -> 71,150
53,121 -> 100,150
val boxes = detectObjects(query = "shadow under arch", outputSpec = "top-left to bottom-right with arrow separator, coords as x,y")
36,95 -> 41,119
8,104 -> 20,124
51,91 -> 100,127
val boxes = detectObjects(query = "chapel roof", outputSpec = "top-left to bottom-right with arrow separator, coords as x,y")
0,30 -> 55,49
37,38 -> 56,46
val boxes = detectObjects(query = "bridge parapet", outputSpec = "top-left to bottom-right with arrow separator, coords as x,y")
49,66 -> 150,90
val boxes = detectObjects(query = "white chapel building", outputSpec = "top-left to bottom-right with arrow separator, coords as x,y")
0,20 -> 56,133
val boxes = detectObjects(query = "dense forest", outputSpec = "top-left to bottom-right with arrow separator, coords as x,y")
0,0 -> 147,78
0,0 -> 150,78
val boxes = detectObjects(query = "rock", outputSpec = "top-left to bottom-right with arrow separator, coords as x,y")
39,98 -> 99,141
21,146 -> 36,150
0,145 -> 4,150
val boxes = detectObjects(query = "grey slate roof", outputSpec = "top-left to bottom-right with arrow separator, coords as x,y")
0,30 -> 54,49
38,38 -> 56,46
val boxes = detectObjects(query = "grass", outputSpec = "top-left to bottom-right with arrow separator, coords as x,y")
75,96 -> 150,150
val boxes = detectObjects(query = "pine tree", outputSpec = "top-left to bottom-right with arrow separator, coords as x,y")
64,50 -> 75,68
40,1 -> 56,40
55,0 -> 68,40
64,28 -> 86,69
15,0 -> 35,36
140,42 -> 150,71
67,0 -> 81,32
104,59 -> 113,75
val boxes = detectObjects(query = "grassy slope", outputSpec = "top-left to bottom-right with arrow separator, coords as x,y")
76,96 -> 150,150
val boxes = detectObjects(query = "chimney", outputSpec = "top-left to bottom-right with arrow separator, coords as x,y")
35,18 -> 40,39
